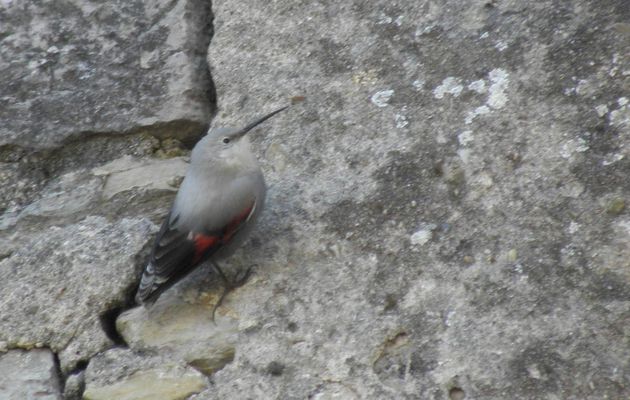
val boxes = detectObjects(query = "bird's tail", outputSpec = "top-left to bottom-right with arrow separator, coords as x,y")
135,261 -> 158,306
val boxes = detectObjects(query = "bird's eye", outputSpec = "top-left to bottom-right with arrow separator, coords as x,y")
222,137 -> 230,144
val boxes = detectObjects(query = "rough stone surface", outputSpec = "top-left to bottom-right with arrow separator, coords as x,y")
63,370 -> 86,400
1,0 -> 629,399
117,285 -> 239,376
0,0 -> 213,149
0,349 -> 62,400
0,216 -> 155,372
92,155 -> 188,199
83,348 -> 207,400
202,1 -> 630,399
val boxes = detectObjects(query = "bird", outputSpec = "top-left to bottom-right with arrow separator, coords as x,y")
135,106 -> 288,316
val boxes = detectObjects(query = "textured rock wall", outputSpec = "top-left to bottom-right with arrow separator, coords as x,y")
1,0 -> 629,399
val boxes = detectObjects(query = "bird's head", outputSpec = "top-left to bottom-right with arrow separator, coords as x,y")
191,106 -> 288,171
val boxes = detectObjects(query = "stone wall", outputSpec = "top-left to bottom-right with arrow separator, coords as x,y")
1,0 -> 628,399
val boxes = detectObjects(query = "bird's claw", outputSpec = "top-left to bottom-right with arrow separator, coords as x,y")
210,263 -> 257,322
234,264 -> 257,287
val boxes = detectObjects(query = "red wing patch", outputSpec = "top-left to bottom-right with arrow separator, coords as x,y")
191,201 -> 255,263
222,202 -> 255,242
193,234 -> 219,263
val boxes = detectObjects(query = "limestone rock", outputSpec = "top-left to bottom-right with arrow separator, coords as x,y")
199,0 -> 630,398
0,0 -> 212,149
0,216 -> 155,372
84,368 -> 206,400
83,348 -> 207,400
0,349 -> 61,400
117,295 -> 239,376
1,0 -> 629,398
63,370 -> 85,400
92,155 -> 188,199
14,171 -> 102,223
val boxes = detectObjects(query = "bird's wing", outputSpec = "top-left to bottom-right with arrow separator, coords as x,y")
135,199 -> 257,304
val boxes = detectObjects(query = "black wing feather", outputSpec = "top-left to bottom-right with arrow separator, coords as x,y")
135,200 -> 257,305
135,211 -> 197,304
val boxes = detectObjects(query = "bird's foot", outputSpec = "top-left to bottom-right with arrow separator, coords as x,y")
210,263 -> 257,321
232,264 -> 256,288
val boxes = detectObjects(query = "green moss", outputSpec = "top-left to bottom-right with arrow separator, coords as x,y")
606,198 -> 625,215
154,138 -> 187,158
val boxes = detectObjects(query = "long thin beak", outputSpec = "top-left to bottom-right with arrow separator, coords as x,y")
235,106 -> 289,138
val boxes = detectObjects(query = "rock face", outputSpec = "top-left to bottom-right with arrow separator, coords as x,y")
0,216 -> 155,372
82,348 -> 207,400
116,288 -> 239,376
1,0 -> 629,399
0,0 -> 212,149
0,349 -> 61,400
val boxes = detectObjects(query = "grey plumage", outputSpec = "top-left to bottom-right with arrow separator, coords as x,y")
135,107 -> 287,305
